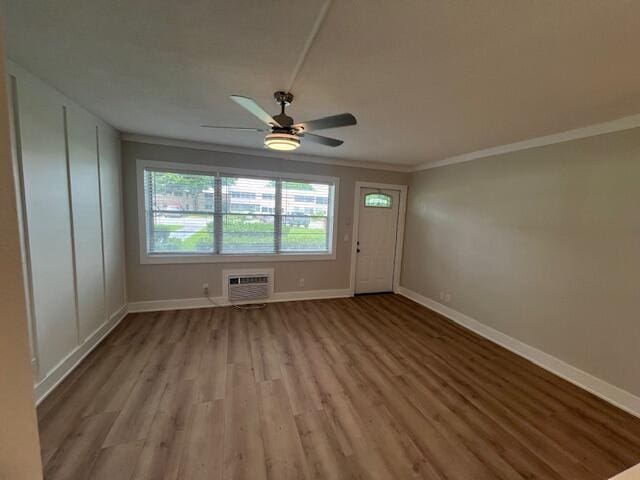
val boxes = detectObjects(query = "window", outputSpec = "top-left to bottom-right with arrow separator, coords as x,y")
221,176 -> 276,254
140,162 -> 337,262
144,170 -> 215,254
364,192 -> 392,208
282,181 -> 331,252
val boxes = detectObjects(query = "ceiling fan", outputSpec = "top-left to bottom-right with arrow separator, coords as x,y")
201,91 -> 357,151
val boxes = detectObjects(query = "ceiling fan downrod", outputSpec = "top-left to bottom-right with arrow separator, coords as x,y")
272,91 -> 294,128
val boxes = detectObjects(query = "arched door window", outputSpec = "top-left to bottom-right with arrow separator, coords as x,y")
364,192 -> 392,208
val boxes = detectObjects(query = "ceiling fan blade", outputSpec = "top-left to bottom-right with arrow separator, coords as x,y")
293,113 -> 356,133
201,125 -> 265,131
303,133 -> 344,147
230,95 -> 281,127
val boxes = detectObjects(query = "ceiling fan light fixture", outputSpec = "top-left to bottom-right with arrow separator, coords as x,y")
264,132 -> 300,151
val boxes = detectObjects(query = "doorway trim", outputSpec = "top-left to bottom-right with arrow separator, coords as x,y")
349,181 -> 408,296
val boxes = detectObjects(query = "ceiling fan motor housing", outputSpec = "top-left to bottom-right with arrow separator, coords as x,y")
272,91 -> 295,128
273,91 -> 294,105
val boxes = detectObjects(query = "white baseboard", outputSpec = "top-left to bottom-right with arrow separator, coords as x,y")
271,288 -> 352,302
34,304 -> 128,405
127,288 -> 352,313
396,286 -> 640,419
127,296 -> 226,312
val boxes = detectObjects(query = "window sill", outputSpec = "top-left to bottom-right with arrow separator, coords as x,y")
140,251 -> 336,265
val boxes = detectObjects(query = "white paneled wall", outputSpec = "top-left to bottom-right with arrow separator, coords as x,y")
11,66 -> 77,377
99,125 -> 127,315
7,62 -> 127,402
66,104 -> 106,342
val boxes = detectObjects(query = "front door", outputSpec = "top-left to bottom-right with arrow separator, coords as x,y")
355,188 -> 400,294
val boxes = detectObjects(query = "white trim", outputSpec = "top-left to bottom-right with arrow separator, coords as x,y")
412,113 -> 640,172
136,158 -> 339,264
128,297 -> 225,312
61,106 -> 82,345
95,124 -> 110,343
397,286 -> 640,419
127,288 -> 352,313
141,252 -> 338,265
7,72 -> 39,369
142,253 -> 338,264
349,182 -> 408,296
122,133 -> 411,172
271,288 -> 350,302
34,304 -> 128,405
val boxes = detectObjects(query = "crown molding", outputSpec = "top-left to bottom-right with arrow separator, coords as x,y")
120,133 -> 412,173
412,113 -> 640,172
124,111 -> 640,175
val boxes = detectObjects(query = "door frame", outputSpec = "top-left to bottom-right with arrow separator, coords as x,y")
349,181 -> 408,296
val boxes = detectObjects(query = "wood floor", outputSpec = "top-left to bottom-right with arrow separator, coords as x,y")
38,294 -> 640,479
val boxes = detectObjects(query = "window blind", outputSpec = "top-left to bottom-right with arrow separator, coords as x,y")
144,170 -> 215,253
281,181 -> 330,252
220,176 -> 276,254
143,168 -> 334,256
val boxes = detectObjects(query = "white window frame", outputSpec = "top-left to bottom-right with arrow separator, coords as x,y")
136,159 -> 339,264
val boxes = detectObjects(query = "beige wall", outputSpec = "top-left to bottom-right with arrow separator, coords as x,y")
122,140 -> 408,302
401,127 -> 640,397
0,34 -> 43,479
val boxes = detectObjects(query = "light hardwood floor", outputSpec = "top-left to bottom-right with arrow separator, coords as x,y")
38,294 -> 640,479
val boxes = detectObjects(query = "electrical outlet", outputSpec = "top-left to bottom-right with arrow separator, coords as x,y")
298,278 -> 305,288
445,293 -> 451,303
202,283 -> 209,295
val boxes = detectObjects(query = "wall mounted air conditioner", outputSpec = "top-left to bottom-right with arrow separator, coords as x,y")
223,268 -> 273,304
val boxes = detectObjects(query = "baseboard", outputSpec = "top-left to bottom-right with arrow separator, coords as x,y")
127,288 -> 352,313
34,304 -> 128,405
127,296 -> 226,312
271,288 -> 352,302
396,286 -> 640,419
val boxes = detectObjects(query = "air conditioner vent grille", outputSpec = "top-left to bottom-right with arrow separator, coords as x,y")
229,275 -> 269,285
227,273 -> 271,303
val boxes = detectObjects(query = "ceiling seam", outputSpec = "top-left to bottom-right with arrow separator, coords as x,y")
286,0 -> 333,92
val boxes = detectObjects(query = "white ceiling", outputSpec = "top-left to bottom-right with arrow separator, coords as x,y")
4,0 -> 640,167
